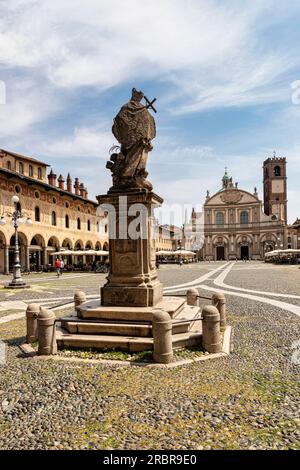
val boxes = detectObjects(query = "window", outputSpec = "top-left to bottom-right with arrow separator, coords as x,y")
34,191 -> 40,199
240,211 -> 249,225
52,197 -> 57,204
87,220 -> 91,231
6,161 -> 11,170
37,167 -> 42,179
29,165 -> 33,177
51,211 -> 57,226
77,218 -> 81,230
105,224 -> 108,233
96,222 -> 99,233
19,162 -> 24,174
216,212 -> 224,225
65,215 -> 69,228
274,166 -> 281,176
35,207 -> 40,222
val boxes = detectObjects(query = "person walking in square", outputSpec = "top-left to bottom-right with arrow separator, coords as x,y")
55,257 -> 61,277
60,259 -> 64,276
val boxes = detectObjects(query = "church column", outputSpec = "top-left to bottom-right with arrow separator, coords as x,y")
4,245 -> 9,274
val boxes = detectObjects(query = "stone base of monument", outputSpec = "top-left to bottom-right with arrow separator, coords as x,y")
56,296 -> 202,353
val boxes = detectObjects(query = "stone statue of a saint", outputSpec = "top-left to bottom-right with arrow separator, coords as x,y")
106,88 -> 156,191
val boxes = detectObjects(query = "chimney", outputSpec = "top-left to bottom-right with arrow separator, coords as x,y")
79,182 -> 85,197
48,169 -> 57,186
66,173 -> 72,193
58,174 -> 65,190
84,186 -> 88,199
74,177 -> 80,195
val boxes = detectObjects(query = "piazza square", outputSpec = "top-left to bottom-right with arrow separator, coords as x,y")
0,0 -> 299,461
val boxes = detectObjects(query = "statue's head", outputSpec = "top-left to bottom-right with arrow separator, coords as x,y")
131,88 -> 144,102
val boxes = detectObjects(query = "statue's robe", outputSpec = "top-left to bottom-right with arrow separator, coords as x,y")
112,99 -> 156,177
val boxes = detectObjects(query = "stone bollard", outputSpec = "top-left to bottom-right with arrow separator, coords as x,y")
152,309 -> 173,364
26,303 -> 40,343
211,291 -> 226,329
202,305 -> 222,353
74,290 -> 86,308
187,288 -> 198,306
37,307 -> 57,356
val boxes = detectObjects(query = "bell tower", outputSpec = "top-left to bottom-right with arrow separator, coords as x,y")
263,153 -> 287,223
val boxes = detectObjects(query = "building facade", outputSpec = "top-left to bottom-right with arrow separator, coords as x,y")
194,156 -> 288,261
287,219 -> 300,249
0,149 -> 108,274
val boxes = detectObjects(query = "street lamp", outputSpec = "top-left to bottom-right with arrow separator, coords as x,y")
2,195 -> 32,289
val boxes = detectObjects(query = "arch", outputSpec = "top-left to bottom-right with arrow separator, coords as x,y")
274,166 -> 281,177
212,234 -> 229,246
47,236 -> 60,249
0,231 -> 7,246
30,234 -> 46,247
215,212 -> 224,225
95,241 -> 102,250
62,238 -> 73,250
103,242 -> 109,251
240,210 -> 249,224
9,231 -> 28,247
74,239 -> 84,250
85,240 -> 94,250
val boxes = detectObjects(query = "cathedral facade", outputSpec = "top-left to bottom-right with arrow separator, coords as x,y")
196,156 -> 288,261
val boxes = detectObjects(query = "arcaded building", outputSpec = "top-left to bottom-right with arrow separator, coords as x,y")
199,156 -> 288,260
0,149 -> 108,274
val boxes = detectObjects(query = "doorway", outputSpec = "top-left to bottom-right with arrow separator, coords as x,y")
216,246 -> 225,261
240,245 -> 249,260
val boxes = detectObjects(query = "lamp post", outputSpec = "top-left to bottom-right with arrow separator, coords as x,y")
0,195 -> 32,289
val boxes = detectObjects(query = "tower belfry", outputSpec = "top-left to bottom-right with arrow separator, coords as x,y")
263,153 -> 287,223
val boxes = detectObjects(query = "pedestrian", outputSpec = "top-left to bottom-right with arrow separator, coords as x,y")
54,257 -> 61,277
60,258 -> 64,275
179,257 -> 183,267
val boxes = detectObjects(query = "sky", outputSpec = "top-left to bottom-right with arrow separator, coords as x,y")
0,0 -> 300,225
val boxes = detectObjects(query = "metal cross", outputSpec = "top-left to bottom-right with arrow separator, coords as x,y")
144,95 -> 157,113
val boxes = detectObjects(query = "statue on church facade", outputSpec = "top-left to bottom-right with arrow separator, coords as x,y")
106,88 -> 157,191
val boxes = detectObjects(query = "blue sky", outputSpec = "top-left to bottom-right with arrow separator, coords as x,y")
0,0 -> 300,224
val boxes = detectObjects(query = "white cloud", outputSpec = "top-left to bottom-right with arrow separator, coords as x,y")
0,0 -> 299,112
38,125 -> 113,158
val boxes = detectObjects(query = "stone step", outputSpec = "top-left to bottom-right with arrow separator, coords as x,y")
56,326 -> 202,353
56,326 -> 153,352
76,296 -> 186,321
60,305 -> 201,337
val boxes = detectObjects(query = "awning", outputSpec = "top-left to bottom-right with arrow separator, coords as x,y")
51,250 -> 109,256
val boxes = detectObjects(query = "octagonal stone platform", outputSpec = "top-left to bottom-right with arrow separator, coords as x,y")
56,296 -> 202,353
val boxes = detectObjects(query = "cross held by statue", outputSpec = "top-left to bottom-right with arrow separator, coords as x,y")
144,95 -> 157,113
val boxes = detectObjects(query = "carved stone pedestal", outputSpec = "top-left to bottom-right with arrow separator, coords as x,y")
97,190 -> 163,308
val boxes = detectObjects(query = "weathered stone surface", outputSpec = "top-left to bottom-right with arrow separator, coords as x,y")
106,88 -> 156,191
97,191 -> 164,308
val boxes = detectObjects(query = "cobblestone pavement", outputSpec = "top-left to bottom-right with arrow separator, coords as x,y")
0,261 -> 299,450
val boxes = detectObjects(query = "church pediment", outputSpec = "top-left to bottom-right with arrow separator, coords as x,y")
220,189 -> 243,204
